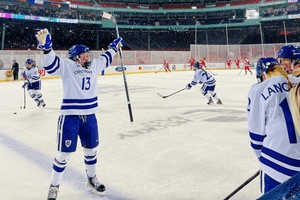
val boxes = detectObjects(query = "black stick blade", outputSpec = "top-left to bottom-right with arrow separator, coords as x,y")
157,93 -> 165,98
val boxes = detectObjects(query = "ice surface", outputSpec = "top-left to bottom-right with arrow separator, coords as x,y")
0,70 -> 261,200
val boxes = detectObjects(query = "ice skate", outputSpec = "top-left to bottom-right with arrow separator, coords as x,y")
217,99 -> 223,105
40,100 -> 46,107
87,175 -> 106,195
207,97 -> 214,105
47,185 -> 59,200
35,99 -> 41,107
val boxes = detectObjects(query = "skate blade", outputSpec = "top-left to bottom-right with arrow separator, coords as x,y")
88,187 -> 106,196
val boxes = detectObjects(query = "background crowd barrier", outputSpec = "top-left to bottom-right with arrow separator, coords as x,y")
1,42 -> 288,81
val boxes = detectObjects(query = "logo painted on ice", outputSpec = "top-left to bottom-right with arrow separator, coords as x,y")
115,66 -> 127,72
65,140 -> 72,148
118,109 -> 246,139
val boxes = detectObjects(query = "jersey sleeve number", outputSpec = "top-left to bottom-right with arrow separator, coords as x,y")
279,98 -> 297,144
81,77 -> 91,90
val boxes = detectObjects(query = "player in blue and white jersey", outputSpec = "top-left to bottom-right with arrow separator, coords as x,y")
185,61 -> 222,105
247,57 -> 300,194
278,45 -> 300,84
278,45 -> 300,141
22,58 -> 46,107
35,28 -> 124,200
278,45 -> 300,74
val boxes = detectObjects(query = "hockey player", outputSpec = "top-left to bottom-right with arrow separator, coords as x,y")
247,57 -> 300,194
35,28 -> 124,200
235,57 -> 241,68
277,45 -> 300,75
188,57 -> 195,70
200,57 -> 207,69
278,45 -> 300,136
163,59 -> 171,72
243,56 -> 253,75
225,57 -> 232,69
185,62 -> 222,105
277,45 -> 300,79
22,58 -> 46,107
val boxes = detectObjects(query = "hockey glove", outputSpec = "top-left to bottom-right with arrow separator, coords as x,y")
108,37 -> 124,52
35,28 -> 52,51
186,83 -> 192,90
22,81 -> 29,88
21,72 -> 27,79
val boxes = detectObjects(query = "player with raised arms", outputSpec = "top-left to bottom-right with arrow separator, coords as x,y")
35,28 -> 124,200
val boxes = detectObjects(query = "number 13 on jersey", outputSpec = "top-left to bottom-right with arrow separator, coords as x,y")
82,77 -> 91,90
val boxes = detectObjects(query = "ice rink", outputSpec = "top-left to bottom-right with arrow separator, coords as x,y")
0,69 -> 262,200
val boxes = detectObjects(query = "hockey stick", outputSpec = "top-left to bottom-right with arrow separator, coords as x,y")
223,170 -> 260,200
238,66 -> 244,75
155,66 -> 164,73
205,67 -> 217,76
157,88 -> 186,99
22,78 -> 26,109
102,12 -> 133,122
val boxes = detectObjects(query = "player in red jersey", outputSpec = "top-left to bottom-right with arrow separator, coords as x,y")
188,57 -> 195,70
243,56 -> 253,75
225,57 -> 232,69
200,57 -> 207,69
235,57 -> 241,68
163,59 -> 171,72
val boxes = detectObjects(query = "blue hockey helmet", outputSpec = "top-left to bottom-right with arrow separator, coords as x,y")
25,58 -> 34,65
194,62 -> 201,69
68,44 -> 89,60
278,45 -> 300,60
259,57 -> 280,73
256,58 -> 266,70
25,58 -> 35,69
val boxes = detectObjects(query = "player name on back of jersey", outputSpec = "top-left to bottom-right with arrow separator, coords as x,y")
261,82 -> 289,101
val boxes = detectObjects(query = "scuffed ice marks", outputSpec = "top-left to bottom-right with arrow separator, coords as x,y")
98,84 -> 155,94
119,109 -> 246,139
119,116 -> 192,139
183,109 -> 247,122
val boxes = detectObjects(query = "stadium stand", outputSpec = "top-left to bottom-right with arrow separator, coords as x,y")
0,0 -> 300,51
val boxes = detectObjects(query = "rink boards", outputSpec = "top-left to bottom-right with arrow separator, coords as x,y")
0,62 -> 234,81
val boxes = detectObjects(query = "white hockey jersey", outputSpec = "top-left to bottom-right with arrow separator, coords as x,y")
41,49 -> 116,115
247,75 -> 300,183
23,66 -> 40,83
190,69 -> 216,86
